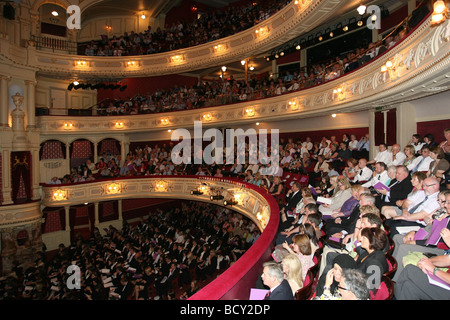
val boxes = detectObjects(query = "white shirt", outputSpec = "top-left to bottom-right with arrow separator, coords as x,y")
354,166 -> 373,182
412,156 -> 433,172
374,150 -> 393,166
362,170 -> 390,188
390,151 -> 406,166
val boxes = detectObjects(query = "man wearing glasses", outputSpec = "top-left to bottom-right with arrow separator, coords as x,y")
384,177 -> 441,238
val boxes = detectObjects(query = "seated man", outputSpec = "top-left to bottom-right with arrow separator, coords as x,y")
410,145 -> 433,173
261,261 -> 294,300
391,190 -> 450,282
390,143 -> 406,166
362,161 -> 390,190
352,158 -> 373,183
368,143 -> 392,166
375,165 -> 413,209
384,177 -> 441,238
394,226 -> 450,300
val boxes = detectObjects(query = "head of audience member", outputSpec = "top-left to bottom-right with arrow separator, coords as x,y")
420,146 -> 431,158
391,144 -> 402,155
261,261 -> 285,290
338,269 -> 370,300
387,165 -> 397,180
404,145 -> 416,159
281,253 -> 304,290
395,165 -> 409,182
358,158 -> 368,169
375,162 -> 387,175
336,176 -> 351,191
359,191 -> 375,207
422,177 -> 440,196
411,171 -> 427,190
429,146 -> 445,161
361,212 -> 383,229
378,143 -> 388,152
291,234 -> 312,256
360,227 -> 387,254
359,204 -> 380,218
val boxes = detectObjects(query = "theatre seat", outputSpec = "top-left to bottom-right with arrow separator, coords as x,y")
370,276 -> 394,300
384,254 -> 398,279
295,270 -> 314,300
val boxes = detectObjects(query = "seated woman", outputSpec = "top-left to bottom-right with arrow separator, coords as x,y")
282,234 -> 314,281
355,227 -> 389,286
381,171 -> 426,220
319,176 -> 353,219
328,183 -> 361,220
281,253 -> 304,296
427,146 -> 450,185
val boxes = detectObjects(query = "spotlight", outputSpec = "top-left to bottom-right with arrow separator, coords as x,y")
191,190 -> 203,195
210,195 -> 224,201
357,4 -> 367,15
223,199 -> 238,206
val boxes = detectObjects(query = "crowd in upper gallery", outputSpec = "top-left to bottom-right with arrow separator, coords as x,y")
93,29 -> 404,116
79,0 -> 291,57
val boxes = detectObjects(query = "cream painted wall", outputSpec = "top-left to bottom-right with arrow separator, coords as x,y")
36,76 -> 97,111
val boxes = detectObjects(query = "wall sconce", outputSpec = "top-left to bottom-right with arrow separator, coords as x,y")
245,107 -> 255,117
107,182 -> 121,194
357,3 -> 367,15
333,87 -> 345,100
343,25 -> 349,32
210,194 -> 224,201
288,100 -> 299,110
63,122 -> 74,129
105,25 -> 112,32
76,61 -> 87,67
381,60 -> 395,73
115,121 -> 124,128
431,0 -> 448,24
161,118 -> 169,125
191,183 -> 208,195
53,189 -> 67,201
255,26 -> 269,37
214,44 -> 226,53
126,61 -> 137,67
171,55 -> 183,63
223,199 -> 238,206
233,191 -> 246,206
155,181 -> 168,192
203,113 -> 213,121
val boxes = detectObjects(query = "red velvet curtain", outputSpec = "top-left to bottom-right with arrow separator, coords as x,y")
374,111 -> 385,146
11,151 -> 32,203
386,109 -> 397,146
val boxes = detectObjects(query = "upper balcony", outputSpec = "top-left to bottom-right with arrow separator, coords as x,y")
1,0 -> 345,78
36,15 -> 450,136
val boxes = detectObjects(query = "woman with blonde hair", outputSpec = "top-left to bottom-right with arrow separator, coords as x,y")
282,253 -> 304,295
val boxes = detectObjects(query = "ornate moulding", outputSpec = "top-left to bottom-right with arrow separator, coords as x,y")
40,176 -> 272,231
1,0 -> 342,78
37,18 -> 450,136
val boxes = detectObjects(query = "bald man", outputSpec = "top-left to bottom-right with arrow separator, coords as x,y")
390,144 -> 406,166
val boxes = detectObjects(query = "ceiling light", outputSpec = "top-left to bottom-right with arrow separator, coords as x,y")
73,81 -> 79,86
221,66 -> 227,72
249,66 -> 255,71
331,113 -> 337,118
241,60 -> 246,66
343,25 -> 349,31
434,0 -> 447,14
141,13 -> 146,19
357,4 -> 367,15
296,44 -> 301,50
51,11 -> 59,17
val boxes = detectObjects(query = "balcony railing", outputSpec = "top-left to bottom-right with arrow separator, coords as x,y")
30,35 -> 78,54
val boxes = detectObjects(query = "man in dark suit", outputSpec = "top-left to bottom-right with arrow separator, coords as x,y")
279,182 -> 303,231
261,261 -> 294,300
375,165 -> 413,209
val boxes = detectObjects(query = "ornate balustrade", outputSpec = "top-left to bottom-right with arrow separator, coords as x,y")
36,17 -> 450,136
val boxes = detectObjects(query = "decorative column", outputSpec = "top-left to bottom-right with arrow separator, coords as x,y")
93,142 -> 98,164
118,199 -> 123,222
94,202 -> 99,227
1,147 -> 13,205
0,76 -> 10,127
25,80 -> 37,129
64,206 -> 70,232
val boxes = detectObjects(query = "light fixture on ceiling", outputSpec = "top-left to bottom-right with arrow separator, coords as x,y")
431,0 -> 448,24
357,3 -> 367,15
51,10 -> 59,17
